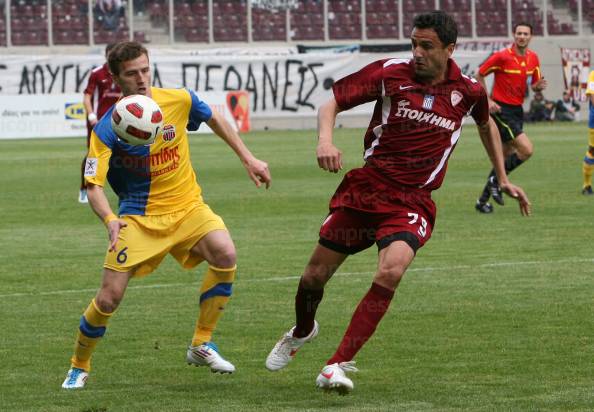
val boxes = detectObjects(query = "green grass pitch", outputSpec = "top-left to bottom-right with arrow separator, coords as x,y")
0,122 -> 592,411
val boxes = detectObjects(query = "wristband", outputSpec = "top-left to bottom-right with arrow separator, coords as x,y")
88,112 -> 98,122
103,213 -> 118,225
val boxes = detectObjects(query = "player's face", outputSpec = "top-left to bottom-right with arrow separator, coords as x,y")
411,28 -> 454,83
113,54 -> 152,97
513,25 -> 532,49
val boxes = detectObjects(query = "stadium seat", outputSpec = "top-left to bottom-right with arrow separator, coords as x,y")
134,30 -> 149,43
11,31 -> 25,46
190,1 -> 208,14
74,30 -> 88,44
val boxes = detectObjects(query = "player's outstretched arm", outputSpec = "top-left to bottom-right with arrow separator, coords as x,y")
317,97 -> 343,173
475,72 -> 500,114
206,109 -> 271,189
476,118 -> 532,216
87,183 -> 128,251
83,93 -> 98,126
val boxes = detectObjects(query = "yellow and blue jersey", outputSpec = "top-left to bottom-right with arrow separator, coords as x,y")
84,87 -> 212,215
587,70 -> 594,129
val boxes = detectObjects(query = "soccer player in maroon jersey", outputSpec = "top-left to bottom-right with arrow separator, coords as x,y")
265,11 -> 531,394
474,22 -> 547,213
79,44 -> 121,203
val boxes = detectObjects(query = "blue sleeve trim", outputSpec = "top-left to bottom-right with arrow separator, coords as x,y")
187,89 -> 213,131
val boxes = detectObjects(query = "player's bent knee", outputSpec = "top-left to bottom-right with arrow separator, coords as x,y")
210,247 -> 237,269
301,271 -> 328,289
375,263 -> 406,287
95,292 -> 123,313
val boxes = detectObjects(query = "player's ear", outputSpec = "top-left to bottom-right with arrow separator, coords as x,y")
445,43 -> 455,57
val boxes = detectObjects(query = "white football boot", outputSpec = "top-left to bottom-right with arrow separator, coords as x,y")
61,367 -> 89,389
315,361 -> 358,394
265,320 -> 319,371
187,342 -> 235,374
78,189 -> 88,204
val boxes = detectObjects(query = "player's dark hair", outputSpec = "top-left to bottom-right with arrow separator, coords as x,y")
513,22 -> 533,34
108,41 -> 149,75
413,11 -> 458,47
105,43 -> 117,57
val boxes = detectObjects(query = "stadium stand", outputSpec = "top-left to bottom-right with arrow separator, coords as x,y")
0,0 -> 591,47
252,4 -> 286,41
366,0 -> 399,39
290,0 -> 323,41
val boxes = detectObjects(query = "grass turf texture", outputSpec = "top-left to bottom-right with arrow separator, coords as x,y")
0,122 -> 592,411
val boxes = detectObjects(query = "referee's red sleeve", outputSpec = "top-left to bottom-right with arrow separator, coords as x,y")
478,52 -> 501,76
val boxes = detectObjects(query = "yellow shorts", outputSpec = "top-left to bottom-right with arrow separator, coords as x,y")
104,203 -> 227,277
589,128 -> 594,147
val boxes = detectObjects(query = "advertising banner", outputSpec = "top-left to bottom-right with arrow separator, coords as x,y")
560,47 -> 591,102
0,48 -> 489,115
0,91 -> 249,139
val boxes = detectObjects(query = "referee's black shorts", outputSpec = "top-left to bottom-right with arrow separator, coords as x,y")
491,101 -> 524,143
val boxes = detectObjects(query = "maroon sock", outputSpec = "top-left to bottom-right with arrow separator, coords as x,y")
293,278 -> 324,338
327,282 -> 394,365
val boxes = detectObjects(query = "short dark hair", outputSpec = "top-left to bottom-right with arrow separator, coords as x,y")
413,11 -> 458,47
108,41 -> 149,75
105,43 -> 117,57
513,22 -> 533,34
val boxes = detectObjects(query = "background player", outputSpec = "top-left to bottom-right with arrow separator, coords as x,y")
62,41 -> 271,389
581,69 -> 594,195
265,11 -> 530,394
79,43 -> 121,203
474,22 -> 547,213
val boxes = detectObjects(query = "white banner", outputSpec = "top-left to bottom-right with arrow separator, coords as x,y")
0,49 -> 490,119
0,94 -> 87,139
0,91 -> 247,139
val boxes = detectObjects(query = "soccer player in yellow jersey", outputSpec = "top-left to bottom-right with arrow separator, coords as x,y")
62,41 -> 271,389
582,69 -> 594,195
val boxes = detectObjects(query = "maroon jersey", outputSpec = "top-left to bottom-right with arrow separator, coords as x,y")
84,63 -> 121,119
332,58 -> 489,192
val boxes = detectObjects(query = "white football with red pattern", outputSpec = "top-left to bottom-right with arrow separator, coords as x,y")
111,94 -> 163,146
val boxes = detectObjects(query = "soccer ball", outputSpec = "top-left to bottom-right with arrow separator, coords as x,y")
111,94 -> 163,145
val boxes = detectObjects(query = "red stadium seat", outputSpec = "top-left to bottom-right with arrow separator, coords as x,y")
74,30 -> 89,45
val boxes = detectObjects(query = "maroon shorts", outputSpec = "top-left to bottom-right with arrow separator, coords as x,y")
319,167 -> 436,254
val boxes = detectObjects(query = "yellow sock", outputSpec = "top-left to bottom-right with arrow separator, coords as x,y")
583,152 -> 594,188
192,265 -> 236,346
70,299 -> 113,372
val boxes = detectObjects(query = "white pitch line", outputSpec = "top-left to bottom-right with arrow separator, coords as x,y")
1,257 -> 592,299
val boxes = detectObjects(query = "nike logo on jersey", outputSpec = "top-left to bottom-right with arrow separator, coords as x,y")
399,85 -> 414,90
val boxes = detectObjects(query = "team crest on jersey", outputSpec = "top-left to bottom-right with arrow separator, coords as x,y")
162,124 -> 176,141
451,91 -> 463,107
422,95 -> 435,110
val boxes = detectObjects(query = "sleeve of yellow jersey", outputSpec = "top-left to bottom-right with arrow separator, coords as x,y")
587,70 -> 594,95
84,131 -> 112,187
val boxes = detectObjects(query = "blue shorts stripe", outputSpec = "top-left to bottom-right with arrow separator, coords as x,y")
79,316 -> 107,338
584,156 -> 594,165
200,283 -> 233,304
